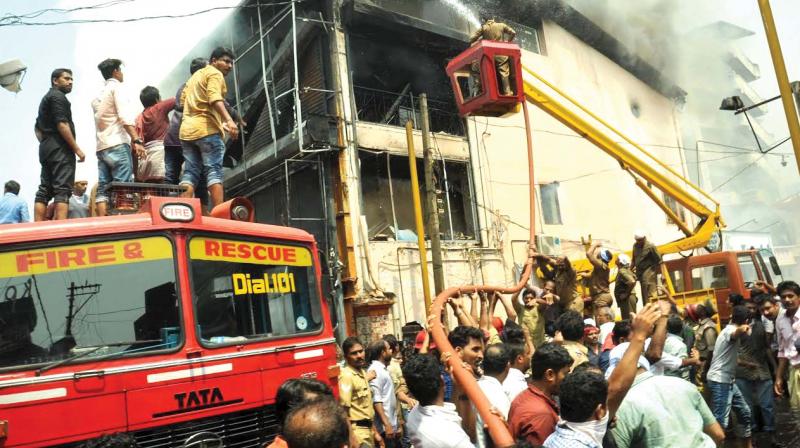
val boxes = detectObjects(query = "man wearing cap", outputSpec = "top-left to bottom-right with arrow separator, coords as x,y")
587,241 -> 613,312
615,254 -> 638,320
632,232 -> 662,303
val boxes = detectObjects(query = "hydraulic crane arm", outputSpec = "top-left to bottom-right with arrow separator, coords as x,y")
521,64 -> 725,270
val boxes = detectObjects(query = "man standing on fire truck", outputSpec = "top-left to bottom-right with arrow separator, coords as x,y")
340,337 -> 381,448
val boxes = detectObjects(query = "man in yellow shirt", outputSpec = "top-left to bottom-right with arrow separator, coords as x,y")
339,337 -> 380,448
179,46 -> 240,209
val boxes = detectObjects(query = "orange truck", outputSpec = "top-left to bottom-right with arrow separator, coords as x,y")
665,248 -> 783,322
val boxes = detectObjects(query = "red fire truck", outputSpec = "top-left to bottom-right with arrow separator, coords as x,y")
0,194 -> 339,447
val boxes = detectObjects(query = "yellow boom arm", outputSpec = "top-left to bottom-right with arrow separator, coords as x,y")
520,64 -> 725,272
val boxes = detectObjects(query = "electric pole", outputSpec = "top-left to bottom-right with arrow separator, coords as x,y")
65,281 -> 101,337
420,94 -> 445,296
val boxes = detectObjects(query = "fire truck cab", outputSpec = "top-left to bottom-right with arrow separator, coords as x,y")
665,249 -> 782,322
0,196 -> 338,447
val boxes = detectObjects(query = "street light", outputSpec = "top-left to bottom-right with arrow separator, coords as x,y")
0,59 -> 26,93
719,84 -> 800,154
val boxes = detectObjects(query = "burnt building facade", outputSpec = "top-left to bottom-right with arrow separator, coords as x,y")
164,0 -> 691,341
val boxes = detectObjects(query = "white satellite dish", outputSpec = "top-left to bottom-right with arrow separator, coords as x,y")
0,59 -> 27,93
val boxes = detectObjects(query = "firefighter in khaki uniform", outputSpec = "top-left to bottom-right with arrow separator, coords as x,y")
339,337 -> 379,448
469,17 -> 517,96
632,231 -> 662,303
538,254 -> 584,314
586,241 -> 613,312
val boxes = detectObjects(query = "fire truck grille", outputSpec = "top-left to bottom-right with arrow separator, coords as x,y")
132,405 -> 279,448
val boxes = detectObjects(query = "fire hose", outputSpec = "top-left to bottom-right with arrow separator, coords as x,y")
428,101 -> 536,448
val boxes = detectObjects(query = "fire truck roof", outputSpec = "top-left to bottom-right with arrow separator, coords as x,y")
0,197 -> 316,247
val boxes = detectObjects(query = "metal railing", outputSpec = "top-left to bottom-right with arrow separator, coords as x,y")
354,85 -> 466,136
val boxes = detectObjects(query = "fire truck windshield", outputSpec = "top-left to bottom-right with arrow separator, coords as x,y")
0,236 -> 180,371
188,236 -> 323,344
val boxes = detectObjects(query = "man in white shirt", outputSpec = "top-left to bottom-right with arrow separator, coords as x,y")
92,58 -> 145,216
403,354 -> 474,448
502,341 -> 530,401
596,306 -> 615,348
367,339 -> 400,448
477,344 -> 512,448
774,281 -> 800,417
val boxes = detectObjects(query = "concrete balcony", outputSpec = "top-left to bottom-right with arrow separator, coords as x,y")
733,74 -> 768,117
727,47 -> 760,82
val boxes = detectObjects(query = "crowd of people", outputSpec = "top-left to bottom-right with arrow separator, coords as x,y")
0,45 -> 243,224
262,274 -> 798,448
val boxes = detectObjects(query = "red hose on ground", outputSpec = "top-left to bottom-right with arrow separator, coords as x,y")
428,101 -> 536,448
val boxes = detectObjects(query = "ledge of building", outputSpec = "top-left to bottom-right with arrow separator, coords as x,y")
356,121 -> 469,160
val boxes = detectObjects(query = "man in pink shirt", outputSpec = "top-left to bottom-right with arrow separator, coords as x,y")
135,86 -> 176,182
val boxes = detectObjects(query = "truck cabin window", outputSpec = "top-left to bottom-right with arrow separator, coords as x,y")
0,237 -> 180,370
691,264 -> 729,290
189,237 -> 322,345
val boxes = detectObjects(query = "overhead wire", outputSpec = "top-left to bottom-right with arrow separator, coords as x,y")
475,117 -> 794,157
0,1 -> 298,27
0,0 -> 136,23
710,136 -> 791,193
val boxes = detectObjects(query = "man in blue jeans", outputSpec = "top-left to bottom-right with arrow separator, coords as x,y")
92,58 -> 145,216
179,47 -> 240,208
706,305 -> 753,447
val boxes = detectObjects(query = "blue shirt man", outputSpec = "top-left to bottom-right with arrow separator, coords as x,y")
0,180 -> 30,224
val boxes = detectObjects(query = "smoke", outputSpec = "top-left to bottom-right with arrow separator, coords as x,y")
438,0 -> 800,267
440,0 -> 480,28
156,11 -> 243,98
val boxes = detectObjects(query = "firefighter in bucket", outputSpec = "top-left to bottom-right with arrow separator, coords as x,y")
469,16 -> 517,96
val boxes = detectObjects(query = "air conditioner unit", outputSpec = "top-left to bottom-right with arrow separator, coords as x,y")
536,234 -> 562,255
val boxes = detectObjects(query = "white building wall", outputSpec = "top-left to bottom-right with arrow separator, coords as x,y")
354,20 -> 692,328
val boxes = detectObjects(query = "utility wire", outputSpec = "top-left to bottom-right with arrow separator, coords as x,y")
477,118 -> 793,156
0,1 -> 297,27
710,137 -> 791,193
0,0 -> 136,23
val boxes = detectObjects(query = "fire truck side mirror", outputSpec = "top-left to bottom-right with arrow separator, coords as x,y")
210,197 -> 255,222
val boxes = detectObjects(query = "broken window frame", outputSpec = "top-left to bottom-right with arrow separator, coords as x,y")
353,85 -> 466,137
359,149 -> 478,243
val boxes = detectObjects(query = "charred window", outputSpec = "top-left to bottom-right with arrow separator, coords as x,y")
504,19 -> 542,55
0,237 -> 180,371
349,23 -> 466,136
359,150 -> 476,241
